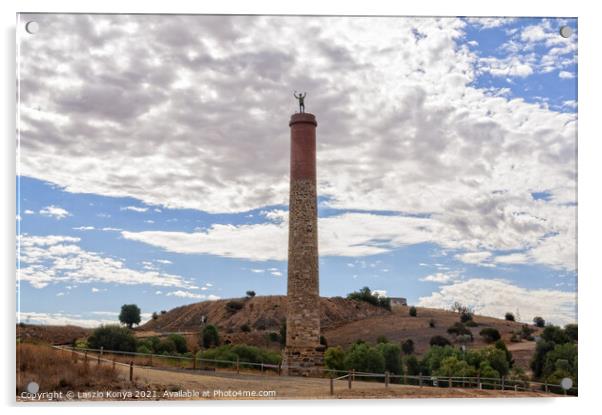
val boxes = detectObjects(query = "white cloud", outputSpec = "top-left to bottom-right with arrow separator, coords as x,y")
372,289 -> 387,297
420,272 -> 461,284
156,259 -> 172,264
120,206 -> 148,212
271,271 -> 282,277
73,226 -> 95,231
39,205 -> 70,220
18,234 -> 196,289
165,290 -> 221,301
466,18 -> 517,29
17,311 -> 117,328
418,278 -> 576,326
559,70 -> 575,79
17,15 -> 576,275
454,251 -> 494,266
24,209 -> 35,215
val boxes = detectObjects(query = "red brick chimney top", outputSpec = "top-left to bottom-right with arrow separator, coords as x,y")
289,113 -> 317,127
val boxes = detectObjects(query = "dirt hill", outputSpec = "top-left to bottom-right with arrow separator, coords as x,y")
138,295 -> 540,370
139,295 -> 389,333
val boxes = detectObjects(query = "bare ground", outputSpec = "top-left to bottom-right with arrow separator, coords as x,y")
112,363 -> 550,401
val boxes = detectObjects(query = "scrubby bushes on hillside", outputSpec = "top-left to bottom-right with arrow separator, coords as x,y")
346,286 -> 392,310
531,324 -> 577,385
198,344 -> 281,366
429,335 -> 451,347
479,328 -> 501,343
409,306 -> 417,317
87,325 -> 137,352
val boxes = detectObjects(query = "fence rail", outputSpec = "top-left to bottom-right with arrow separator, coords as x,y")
53,346 -> 577,396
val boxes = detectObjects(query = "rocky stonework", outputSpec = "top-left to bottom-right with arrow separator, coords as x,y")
285,113 -> 323,375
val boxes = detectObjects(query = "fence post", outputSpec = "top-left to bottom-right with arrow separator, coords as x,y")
84,351 -> 88,363
514,384 -> 518,392
348,371 -> 352,389
477,373 -> 482,390
278,362 -> 282,376
448,377 -> 452,388
403,372 -> 407,385
149,353 -> 153,367
193,355 -> 196,370
385,371 -> 389,388
112,358 -> 116,370
544,382 -> 549,393
261,362 -> 264,375
419,372 -> 423,387
330,377 -> 334,395
129,361 -> 134,382
236,357 -> 240,374
501,376 -> 505,391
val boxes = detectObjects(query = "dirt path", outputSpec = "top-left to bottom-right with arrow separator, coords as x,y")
113,364 -> 549,400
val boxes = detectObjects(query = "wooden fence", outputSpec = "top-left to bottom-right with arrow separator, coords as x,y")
55,346 -> 577,396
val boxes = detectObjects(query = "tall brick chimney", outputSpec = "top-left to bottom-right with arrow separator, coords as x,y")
284,112 -> 324,376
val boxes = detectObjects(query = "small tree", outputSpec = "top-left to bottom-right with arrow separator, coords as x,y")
320,335 -> 328,348
324,346 -> 346,371
88,325 -> 137,352
505,312 -> 515,321
168,334 -> 188,354
241,323 -> 251,333
401,339 -> 415,355
533,316 -> 545,328
479,328 -> 501,343
429,335 -> 451,347
409,306 -> 417,317
428,318 -> 436,328
201,325 -> 220,348
151,312 -> 158,320
245,290 -> 256,298
376,335 -> 389,344
119,304 -> 141,329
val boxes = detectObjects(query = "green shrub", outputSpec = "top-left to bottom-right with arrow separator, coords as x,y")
377,342 -> 402,375
434,356 -> 476,378
241,324 -> 251,333
533,316 -> 545,328
324,346 -> 346,371
376,335 -> 389,344
429,335 -> 451,347
268,332 -> 280,343
87,325 -> 137,352
168,334 -> 188,354
420,345 -> 460,375
201,325 -> 220,348
460,311 -> 473,323
541,325 -> 569,344
199,344 -> 281,366
447,322 -> 473,339
479,328 -> 501,343
226,301 -> 244,313
347,286 -> 392,311
156,338 -> 177,355
428,318 -> 436,328
245,290 -> 256,298
505,312 -> 515,321
531,339 -> 556,378
152,312 -> 159,320
401,339 -> 415,355
137,345 -> 152,354
343,343 -> 385,373
564,324 -> 578,342
478,346 -> 510,376
494,340 -> 514,368
403,355 -> 420,376
465,320 -> 478,327
409,306 -> 417,317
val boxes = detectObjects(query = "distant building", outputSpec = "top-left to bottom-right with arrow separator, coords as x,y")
390,297 -> 407,306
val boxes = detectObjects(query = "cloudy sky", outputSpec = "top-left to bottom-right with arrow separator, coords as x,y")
16,14 -> 577,327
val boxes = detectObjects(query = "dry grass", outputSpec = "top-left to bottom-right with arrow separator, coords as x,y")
17,343 -> 122,394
